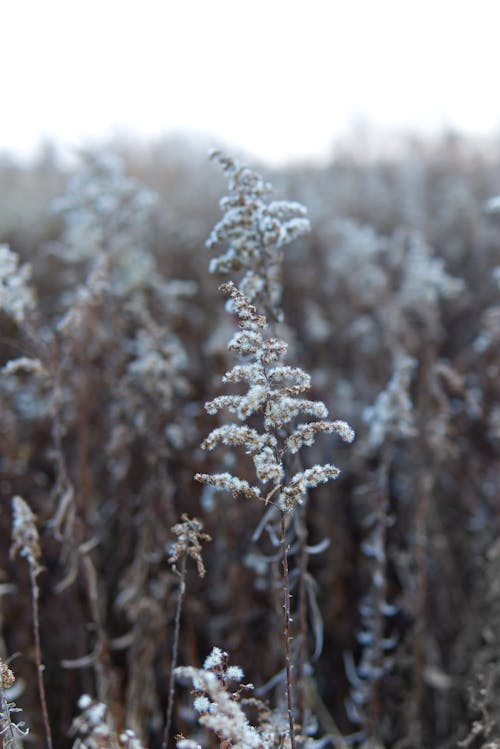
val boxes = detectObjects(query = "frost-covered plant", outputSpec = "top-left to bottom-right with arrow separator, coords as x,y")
345,489 -> 398,746
0,152 -> 200,745
343,356 -> 418,745
10,495 -> 42,574
196,154 -> 354,747
0,244 -> 47,421
51,151 -> 158,296
196,283 -> 353,513
47,152 -> 200,741
70,694 -> 117,749
168,514 -> 212,579
196,154 -> 355,749
0,658 -> 29,749
48,151 -> 195,466
163,516 -> 211,749
2,136 -> 494,748
10,496 -> 53,749
207,151 -> 310,320
70,694 -> 146,749
176,647 -> 275,749
363,355 -> 417,451
398,232 -> 465,314
0,240 -> 60,447
0,244 -> 37,325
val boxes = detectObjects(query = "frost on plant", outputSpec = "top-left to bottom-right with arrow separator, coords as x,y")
207,151 -> 310,319
10,495 -> 42,575
52,152 -> 158,295
0,244 -> 37,325
70,695 -> 115,749
168,514 -> 212,578
176,648 -> 275,749
196,283 -> 354,513
363,355 -> 417,450
70,694 -> 147,749
399,233 -> 465,307
0,658 -> 29,749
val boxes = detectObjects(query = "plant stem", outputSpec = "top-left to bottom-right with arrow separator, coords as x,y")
281,511 -> 296,749
162,551 -> 187,749
295,504 -> 309,731
29,566 -> 53,749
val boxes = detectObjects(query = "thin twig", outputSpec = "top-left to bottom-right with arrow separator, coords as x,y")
162,551 -> 188,749
29,566 -> 53,749
281,511 -> 296,749
295,502 -> 309,731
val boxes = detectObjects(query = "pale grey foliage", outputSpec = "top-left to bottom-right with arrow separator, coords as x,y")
10,495 -> 42,574
0,244 -> 37,324
70,694 -> 146,749
1,357 -> 46,376
70,695 -> 116,749
0,659 -> 28,749
363,355 -> 417,450
207,151 -> 310,319
196,283 -> 353,513
176,648 -> 274,749
52,152 -> 157,295
399,232 -> 465,308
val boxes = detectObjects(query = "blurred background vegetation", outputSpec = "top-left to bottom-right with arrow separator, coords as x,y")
1,131 -> 500,748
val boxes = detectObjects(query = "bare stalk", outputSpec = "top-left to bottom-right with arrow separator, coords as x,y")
164,515 -> 210,748
29,566 -> 53,749
295,503 -> 309,730
162,551 -> 188,749
281,511 -> 296,749
11,496 -> 52,749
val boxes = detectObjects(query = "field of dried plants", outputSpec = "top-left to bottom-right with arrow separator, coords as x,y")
0,134 -> 500,749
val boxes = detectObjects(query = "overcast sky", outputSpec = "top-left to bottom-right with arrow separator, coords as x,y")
2,0 -> 500,164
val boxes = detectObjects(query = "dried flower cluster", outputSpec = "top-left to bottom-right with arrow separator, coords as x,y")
363,355 -> 417,450
176,648 -> 274,749
206,151 -> 310,319
10,495 -> 42,574
70,695 -> 145,749
51,151 -> 158,295
0,243 -> 37,324
168,514 -> 211,578
0,658 -> 29,749
196,282 -> 354,513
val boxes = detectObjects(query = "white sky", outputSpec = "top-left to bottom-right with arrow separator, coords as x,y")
2,0 -> 500,165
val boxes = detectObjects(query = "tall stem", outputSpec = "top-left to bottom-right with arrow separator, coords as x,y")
29,566 -> 53,749
295,504 -> 309,730
280,511 -> 296,749
162,551 -> 187,749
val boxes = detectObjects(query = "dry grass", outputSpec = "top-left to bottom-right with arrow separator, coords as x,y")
0,132 -> 499,748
